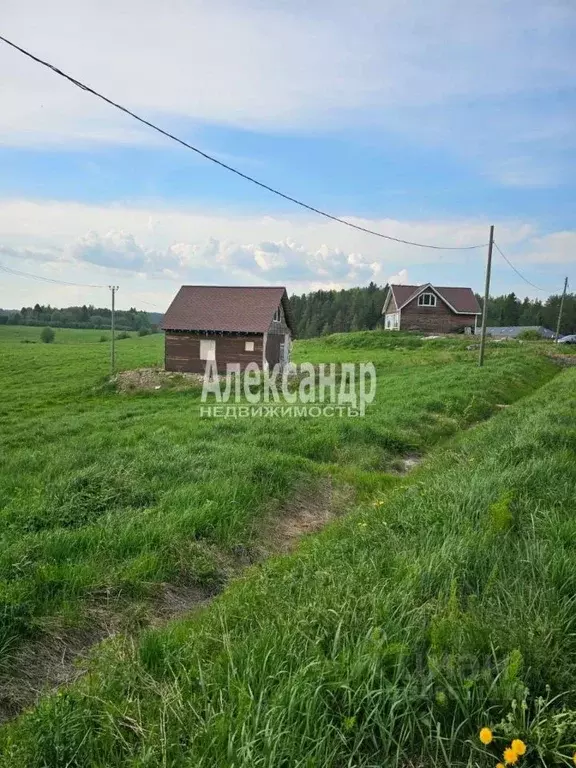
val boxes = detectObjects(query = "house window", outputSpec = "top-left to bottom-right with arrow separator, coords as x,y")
200,339 -> 216,360
245,340 -> 255,352
273,306 -> 281,322
418,292 -> 437,307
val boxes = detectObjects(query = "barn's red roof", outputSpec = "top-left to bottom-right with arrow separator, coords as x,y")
162,285 -> 294,333
388,284 -> 480,314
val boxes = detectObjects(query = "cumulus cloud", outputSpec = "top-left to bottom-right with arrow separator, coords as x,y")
385,268 -> 410,285
0,199 -> 571,306
65,229 -> 384,286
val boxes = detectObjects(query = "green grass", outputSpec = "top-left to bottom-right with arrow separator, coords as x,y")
0,325 -> 126,345
0,326 -> 566,759
1,354 -> 574,766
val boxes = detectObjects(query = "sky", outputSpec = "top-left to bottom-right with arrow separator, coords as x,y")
0,0 -> 575,312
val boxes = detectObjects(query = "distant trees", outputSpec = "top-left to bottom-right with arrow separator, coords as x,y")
482,292 -> 576,336
40,326 -> 55,344
288,286 -> 576,339
290,282 -> 386,339
0,304 -> 158,333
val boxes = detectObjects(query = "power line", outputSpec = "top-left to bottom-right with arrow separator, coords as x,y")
492,241 -> 552,293
0,262 -> 107,288
0,262 -> 164,309
0,34 -> 488,252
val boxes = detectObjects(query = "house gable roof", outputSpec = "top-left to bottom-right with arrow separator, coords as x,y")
385,283 -> 481,315
162,286 -> 294,334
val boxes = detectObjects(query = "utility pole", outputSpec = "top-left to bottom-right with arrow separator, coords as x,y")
555,277 -> 569,341
478,225 -> 495,367
109,285 -> 119,375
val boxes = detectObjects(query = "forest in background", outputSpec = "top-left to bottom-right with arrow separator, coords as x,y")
290,283 -> 576,338
0,304 -> 157,332
1,285 -> 574,337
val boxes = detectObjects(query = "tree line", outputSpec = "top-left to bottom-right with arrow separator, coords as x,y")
0,304 -> 157,332
1,288 -> 574,338
289,285 -> 575,338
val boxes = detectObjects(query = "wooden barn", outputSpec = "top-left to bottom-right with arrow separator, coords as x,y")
162,285 -> 294,373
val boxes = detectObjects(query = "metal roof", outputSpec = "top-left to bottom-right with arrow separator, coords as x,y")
486,326 -> 555,338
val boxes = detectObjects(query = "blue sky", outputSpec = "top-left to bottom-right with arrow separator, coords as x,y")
0,0 -> 575,310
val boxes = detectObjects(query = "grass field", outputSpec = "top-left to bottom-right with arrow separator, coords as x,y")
0,325 -> 570,764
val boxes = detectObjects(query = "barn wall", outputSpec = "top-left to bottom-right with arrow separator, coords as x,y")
400,296 -> 477,333
165,332 -> 264,373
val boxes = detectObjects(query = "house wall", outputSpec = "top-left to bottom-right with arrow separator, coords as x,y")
165,332 -> 264,373
400,296 -> 477,333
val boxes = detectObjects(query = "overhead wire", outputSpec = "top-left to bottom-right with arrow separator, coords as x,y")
492,241 -> 553,293
0,34 -> 488,252
0,262 -> 107,289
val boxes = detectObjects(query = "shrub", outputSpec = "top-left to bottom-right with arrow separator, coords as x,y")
138,327 -> 150,337
517,329 -> 542,341
40,326 -> 55,344
99,335 -> 107,343
116,331 -> 130,340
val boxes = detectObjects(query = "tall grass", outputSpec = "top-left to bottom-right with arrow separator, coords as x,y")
1,364 -> 574,766
0,328 -> 556,654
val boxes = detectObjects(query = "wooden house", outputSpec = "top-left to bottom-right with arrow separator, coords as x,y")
382,283 -> 481,334
162,285 -> 294,373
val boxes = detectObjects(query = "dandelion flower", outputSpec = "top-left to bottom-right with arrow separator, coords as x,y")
511,739 -> 526,756
497,764 -> 505,768
504,747 -> 519,764
572,753 -> 576,766
479,727 -> 493,745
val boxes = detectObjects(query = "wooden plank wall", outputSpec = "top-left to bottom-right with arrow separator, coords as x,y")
401,297 -> 476,333
165,333 -> 264,373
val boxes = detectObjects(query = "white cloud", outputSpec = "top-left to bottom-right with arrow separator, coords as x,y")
386,268 -> 410,285
0,199 -> 571,308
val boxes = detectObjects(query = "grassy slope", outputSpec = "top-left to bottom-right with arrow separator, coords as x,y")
0,328 -> 555,655
1,365 -> 575,765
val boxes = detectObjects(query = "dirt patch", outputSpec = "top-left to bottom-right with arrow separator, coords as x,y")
547,353 -> 576,367
113,367 -> 205,392
0,627 -> 109,723
389,453 -> 422,475
262,478 -> 355,554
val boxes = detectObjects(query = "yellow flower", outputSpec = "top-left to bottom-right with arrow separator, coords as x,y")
479,727 -> 493,745
572,753 -> 576,766
497,764 -> 505,768
504,747 -> 519,764
511,739 -> 526,756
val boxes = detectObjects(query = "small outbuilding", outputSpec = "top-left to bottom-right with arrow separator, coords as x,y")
161,285 -> 294,373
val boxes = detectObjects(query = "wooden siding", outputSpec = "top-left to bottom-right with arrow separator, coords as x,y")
267,302 -> 291,336
400,296 -> 477,333
386,291 -> 399,312
165,332 -> 264,373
